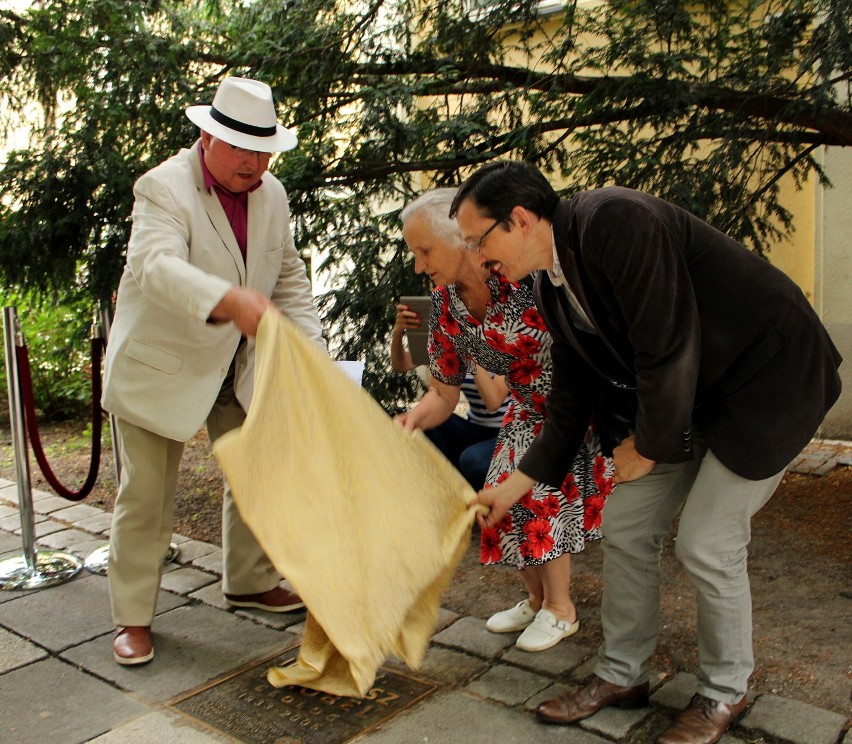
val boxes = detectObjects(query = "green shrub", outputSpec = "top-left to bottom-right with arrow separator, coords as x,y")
0,289 -> 99,421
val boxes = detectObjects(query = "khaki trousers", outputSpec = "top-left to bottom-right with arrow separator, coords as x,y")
595,432 -> 784,703
108,369 -> 278,627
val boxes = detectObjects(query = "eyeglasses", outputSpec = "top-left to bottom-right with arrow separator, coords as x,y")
464,219 -> 501,252
229,144 -> 271,159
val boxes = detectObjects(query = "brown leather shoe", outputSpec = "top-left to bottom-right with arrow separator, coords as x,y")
113,626 -> 154,666
224,585 -> 305,613
536,674 -> 650,724
655,693 -> 749,744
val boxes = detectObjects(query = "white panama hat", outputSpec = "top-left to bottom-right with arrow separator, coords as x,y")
185,77 -> 298,152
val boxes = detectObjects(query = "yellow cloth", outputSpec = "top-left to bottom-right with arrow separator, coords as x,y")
213,310 -> 479,697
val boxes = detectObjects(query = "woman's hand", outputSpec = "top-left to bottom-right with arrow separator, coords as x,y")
391,303 -> 425,373
393,303 -> 423,334
612,435 -> 656,483
394,381 -> 458,433
475,470 -> 536,529
472,366 -> 509,411
393,410 -> 420,433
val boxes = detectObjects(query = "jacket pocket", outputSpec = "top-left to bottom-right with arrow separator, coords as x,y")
125,338 -> 183,375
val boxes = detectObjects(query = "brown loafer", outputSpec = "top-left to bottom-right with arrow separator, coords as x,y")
224,585 -> 305,613
113,625 -> 154,666
655,693 -> 748,744
536,674 -> 649,724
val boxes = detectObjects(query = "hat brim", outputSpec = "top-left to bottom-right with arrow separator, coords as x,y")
186,105 -> 298,152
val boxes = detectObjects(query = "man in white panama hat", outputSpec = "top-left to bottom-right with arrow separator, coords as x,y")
102,77 -> 326,666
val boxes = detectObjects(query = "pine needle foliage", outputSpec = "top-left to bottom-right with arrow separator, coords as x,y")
1,0 -> 849,410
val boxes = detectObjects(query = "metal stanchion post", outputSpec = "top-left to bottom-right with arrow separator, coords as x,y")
84,304 -> 178,575
98,306 -> 122,485
0,307 -> 82,590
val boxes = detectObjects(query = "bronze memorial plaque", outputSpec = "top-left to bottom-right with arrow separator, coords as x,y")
172,651 -> 438,743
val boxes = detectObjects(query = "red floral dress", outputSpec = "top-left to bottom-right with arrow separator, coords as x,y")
429,274 -> 614,568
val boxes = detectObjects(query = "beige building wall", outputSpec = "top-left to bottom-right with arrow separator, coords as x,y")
815,145 -> 852,438
770,176 -> 816,302
765,161 -> 849,438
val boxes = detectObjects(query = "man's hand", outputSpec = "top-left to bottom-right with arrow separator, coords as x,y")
612,435 -> 656,483
209,287 -> 280,337
475,471 -> 536,530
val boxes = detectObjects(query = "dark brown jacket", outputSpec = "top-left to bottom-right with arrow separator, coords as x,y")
521,187 -> 842,484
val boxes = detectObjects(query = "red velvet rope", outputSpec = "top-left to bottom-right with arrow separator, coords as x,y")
15,338 -> 104,501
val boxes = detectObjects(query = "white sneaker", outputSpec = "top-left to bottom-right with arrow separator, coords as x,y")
485,599 -> 538,633
515,608 -> 580,652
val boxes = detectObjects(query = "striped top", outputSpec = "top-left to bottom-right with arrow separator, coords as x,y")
461,373 -> 510,428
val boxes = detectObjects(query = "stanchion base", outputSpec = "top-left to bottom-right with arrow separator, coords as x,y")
84,543 -> 180,576
0,551 -> 83,591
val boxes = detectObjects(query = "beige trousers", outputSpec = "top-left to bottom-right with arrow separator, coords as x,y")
108,368 -> 278,627
595,431 -> 784,703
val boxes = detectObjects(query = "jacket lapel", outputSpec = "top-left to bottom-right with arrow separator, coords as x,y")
551,201 -> 635,382
245,179 -> 267,289
189,146 -> 246,285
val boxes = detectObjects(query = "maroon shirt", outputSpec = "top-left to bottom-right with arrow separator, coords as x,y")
198,142 -> 261,261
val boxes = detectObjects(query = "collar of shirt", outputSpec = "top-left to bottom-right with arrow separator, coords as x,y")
547,225 -> 566,287
198,142 -> 261,261
547,225 -> 597,334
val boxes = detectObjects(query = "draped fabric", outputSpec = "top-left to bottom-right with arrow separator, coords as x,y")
214,310 -> 480,697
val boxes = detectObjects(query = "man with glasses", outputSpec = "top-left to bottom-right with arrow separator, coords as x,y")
102,77 -> 325,666
450,160 -> 841,744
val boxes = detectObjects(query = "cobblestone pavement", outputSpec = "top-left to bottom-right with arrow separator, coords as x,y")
0,439 -> 849,744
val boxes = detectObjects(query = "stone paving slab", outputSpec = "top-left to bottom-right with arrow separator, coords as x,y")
787,438 -> 852,475
160,566 -> 219,595
525,681 -> 571,712
0,511 -> 44,531
31,493 -> 80,513
48,503 -> 106,522
386,645 -> 489,687
71,512 -> 113,534
61,603 -> 299,703
0,657 -> 148,744
31,487 -> 61,501
0,504 -> 18,520
466,662 -> 552,705
0,485 -> 57,505
431,616 -> 516,658
11,517 -> 67,538
579,703 -> 655,741
188,580 -> 230,609
176,539 -> 220,562
36,527 -> 97,551
0,626 -> 48,672
434,606 -> 461,632
354,688 -> 610,743
501,637 -> 593,676
88,711 -> 232,743
64,537 -> 109,561
0,572 -> 187,652
651,671 -> 699,710
191,549 -> 223,574
0,528 -> 22,554
0,484 -> 21,503
741,693 -> 848,744
233,604 -> 308,630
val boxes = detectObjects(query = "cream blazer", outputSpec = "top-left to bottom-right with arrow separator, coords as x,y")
102,142 -> 325,442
